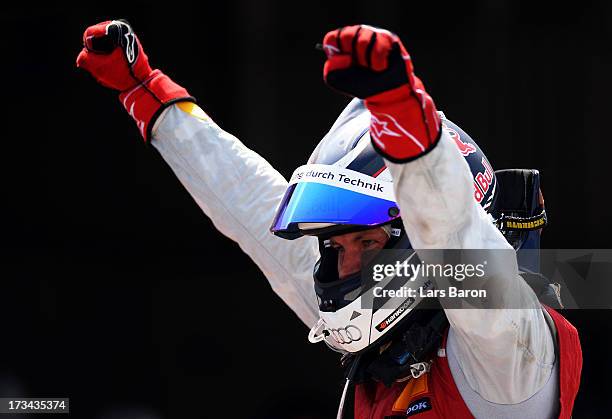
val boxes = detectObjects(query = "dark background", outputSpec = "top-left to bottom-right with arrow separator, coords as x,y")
2,1 -> 611,418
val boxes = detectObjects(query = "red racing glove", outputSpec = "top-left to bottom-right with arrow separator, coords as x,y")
76,20 -> 194,141
322,25 -> 441,162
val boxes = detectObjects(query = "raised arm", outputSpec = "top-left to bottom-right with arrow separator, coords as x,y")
321,25 -> 555,403
76,20 -> 319,327
151,103 -> 319,327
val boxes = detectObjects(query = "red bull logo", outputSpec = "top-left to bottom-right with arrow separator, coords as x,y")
448,127 -> 477,156
474,157 -> 494,204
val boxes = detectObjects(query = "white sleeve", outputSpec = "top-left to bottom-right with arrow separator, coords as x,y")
149,103 -> 319,328
385,126 -> 556,404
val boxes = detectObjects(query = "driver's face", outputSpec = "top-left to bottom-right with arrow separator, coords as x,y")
330,228 -> 390,280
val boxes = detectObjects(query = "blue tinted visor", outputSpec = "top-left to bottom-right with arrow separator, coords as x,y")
271,180 -> 399,240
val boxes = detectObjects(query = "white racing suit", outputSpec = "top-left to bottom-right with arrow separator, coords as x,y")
150,101 -> 558,417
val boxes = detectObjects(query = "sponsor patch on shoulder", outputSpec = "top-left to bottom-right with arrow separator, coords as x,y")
406,397 -> 432,417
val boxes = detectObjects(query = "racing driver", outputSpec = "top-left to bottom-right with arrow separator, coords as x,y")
76,20 -> 582,418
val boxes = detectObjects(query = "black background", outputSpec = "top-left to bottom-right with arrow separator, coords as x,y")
2,1 -> 611,418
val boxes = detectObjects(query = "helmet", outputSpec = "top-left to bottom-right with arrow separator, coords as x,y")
270,99 -> 497,354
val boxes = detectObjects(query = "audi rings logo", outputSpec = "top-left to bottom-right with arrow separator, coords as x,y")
329,325 -> 362,344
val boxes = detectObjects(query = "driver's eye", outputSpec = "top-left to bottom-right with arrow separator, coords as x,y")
362,240 -> 377,248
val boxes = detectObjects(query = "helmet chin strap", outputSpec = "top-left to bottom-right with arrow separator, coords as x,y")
336,353 -> 362,419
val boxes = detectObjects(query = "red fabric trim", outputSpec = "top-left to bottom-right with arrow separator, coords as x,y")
354,307 -> 582,418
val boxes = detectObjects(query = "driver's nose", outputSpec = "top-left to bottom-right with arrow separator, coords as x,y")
338,248 -> 363,280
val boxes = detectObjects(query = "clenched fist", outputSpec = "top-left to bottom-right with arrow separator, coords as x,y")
76,20 -> 194,141
321,25 -> 441,162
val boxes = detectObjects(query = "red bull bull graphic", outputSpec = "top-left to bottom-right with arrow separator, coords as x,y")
448,127 -> 477,156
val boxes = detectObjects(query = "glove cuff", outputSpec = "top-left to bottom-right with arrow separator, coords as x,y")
118,69 -> 195,142
365,85 -> 442,163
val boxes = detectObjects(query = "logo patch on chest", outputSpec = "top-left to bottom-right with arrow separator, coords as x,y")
392,373 -> 429,413
406,397 -> 432,417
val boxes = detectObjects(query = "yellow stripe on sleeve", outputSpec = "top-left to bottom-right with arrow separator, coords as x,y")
177,101 -> 209,121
